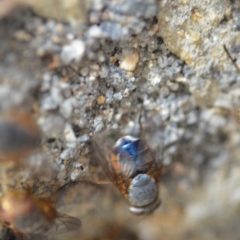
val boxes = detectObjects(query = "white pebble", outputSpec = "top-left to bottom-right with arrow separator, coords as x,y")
61,39 -> 85,64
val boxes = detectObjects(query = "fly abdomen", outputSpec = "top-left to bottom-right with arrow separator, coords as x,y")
128,173 -> 159,215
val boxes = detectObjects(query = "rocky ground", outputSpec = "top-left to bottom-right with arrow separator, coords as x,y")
0,0 -> 240,240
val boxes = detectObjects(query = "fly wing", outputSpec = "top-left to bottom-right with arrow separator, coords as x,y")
91,133 -> 118,182
151,144 -> 163,182
145,132 -> 164,182
135,139 -> 155,172
138,112 -> 164,182
15,232 -> 47,240
0,222 -> 47,240
91,133 -> 136,197
47,213 -> 81,235
91,133 -> 136,181
113,146 -> 138,178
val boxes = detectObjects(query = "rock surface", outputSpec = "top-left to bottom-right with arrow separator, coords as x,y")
0,0 -> 240,240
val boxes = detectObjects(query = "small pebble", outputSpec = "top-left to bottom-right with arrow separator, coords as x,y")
93,116 -> 104,132
61,39 -> 85,64
78,134 -> 90,143
14,30 -> 31,41
64,124 -> 77,142
120,49 -> 139,71
97,95 -> 106,105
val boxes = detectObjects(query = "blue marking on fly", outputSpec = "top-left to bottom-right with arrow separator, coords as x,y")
114,136 -> 141,166
118,136 -> 139,157
92,107 -> 163,215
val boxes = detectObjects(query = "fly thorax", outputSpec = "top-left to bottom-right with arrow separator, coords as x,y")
114,135 -> 154,174
114,135 -> 139,177
128,174 -> 158,207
